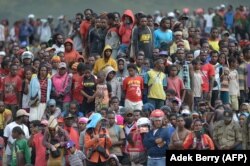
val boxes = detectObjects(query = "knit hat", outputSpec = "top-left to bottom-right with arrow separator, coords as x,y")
51,56 -> 61,63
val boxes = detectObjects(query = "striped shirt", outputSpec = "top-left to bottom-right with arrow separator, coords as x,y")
238,62 -> 249,90
68,150 -> 86,166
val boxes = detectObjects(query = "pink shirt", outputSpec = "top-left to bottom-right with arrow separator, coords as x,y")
167,76 -> 185,99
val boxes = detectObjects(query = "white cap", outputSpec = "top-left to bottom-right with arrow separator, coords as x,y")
181,109 -> 191,115
28,14 -> 35,19
168,12 -> 175,18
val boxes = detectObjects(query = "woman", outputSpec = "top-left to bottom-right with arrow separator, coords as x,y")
21,67 -> 32,112
29,64 -> 52,121
85,113 -> 112,166
78,117 -> 88,153
43,116 -> 70,166
183,119 -> 215,150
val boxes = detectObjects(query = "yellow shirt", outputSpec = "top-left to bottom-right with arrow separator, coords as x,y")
0,109 -> 12,129
170,39 -> 190,55
208,39 -> 219,51
93,58 -> 118,75
145,70 -> 167,100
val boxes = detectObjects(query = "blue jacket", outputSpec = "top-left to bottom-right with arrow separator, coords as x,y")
143,127 -> 172,158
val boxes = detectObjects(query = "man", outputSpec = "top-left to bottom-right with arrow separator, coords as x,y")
0,101 -> 12,136
133,110 -> 142,121
63,38 -> 80,66
61,101 -> 83,118
224,5 -> 234,31
105,13 -> 120,59
213,110 -> 242,150
143,109 -> 171,165
21,51 -> 33,67
203,8 -> 215,34
200,48 -> 215,103
169,115 -> 190,150
144,58 -> 167,109
132,14 -> 154,60
42,99 -> 61,120
52,33 -> 65,54
4,109 -> 30,166
107,111 -> 125,163
55,15 -> 70,38
208,27 -> 220,52
93,45 -> 118,75
80,8 -> 93,51
0,64 -> 22,118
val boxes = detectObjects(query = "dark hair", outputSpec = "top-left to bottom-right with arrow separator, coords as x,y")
228,57 -> 237,65
84,8 -> 93,15
139,14 -> 147,20
134,109 -> 142,115
243,47 -> 250,55
76,13 -> 83,19
83,64 -> 93,72
70,100 -> 78,107
210,50 -> 219,55
40,42 -> 48,48
166,89 -> 176,95
192,59 -> 201,65
107,111 -> 115,116
169,64 -> 178,71
100,107 -> 108,113
1,59 -> 10,69
127,63 -> 137,70
113,12 -> 120,18
107,13 -> 115,21
210,27 -> 218,33
110,96 -> 119,104
38,64 -> 48,79
77,62 -> 85,73
160,17 -> 170,27
147,15 -> 153,19
30,120 -> 41,127
12,126 -> 25,135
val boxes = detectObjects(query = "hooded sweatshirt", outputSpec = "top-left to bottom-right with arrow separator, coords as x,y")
116,58 -> 128,84
103,66 -> 121,100
93,45 -> 118,75
64,38 -> 80,66
119,9 -> 135,45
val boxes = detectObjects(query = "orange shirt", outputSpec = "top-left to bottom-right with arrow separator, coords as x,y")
72,73 -> 84,103
123,76 -> 144,102
85,128 -> 112,163
80,20 -> 91,43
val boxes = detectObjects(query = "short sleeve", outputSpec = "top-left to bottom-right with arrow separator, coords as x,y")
208,65 -> 215,77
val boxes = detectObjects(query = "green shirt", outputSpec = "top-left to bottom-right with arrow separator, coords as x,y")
11,138 -> 31,166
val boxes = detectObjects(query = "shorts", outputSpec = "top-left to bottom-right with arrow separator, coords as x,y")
230,95 -> 239,111
125,99 -> 143,110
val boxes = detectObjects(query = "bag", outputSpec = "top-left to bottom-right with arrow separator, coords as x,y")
29,92 -> 40,107
15,142 -> 25,166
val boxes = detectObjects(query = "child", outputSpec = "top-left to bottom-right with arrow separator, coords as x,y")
94,71 -> 112,112
21,67 -> 32,112
108,154 -> 121,166
192,59 -> 203,111
228,57 -> 240,111
78,117 -> 88,152
220,67 -> 230,104
11,126 -> 31,166
81,64 -> 96,115
167,65 -> 186,101
66,140 -> 86,166
123,64 -> 144,110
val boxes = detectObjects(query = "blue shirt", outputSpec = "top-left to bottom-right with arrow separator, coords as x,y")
154,29 -> 173,48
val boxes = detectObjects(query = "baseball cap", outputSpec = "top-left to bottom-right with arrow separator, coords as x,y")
66,140 -> 75,149
181,109 -> 191,115
47,99 -> 56,106
16,109 -> 29,117
159,51 -> 168,56
78,117 -> 89,124
222,30 -> 230,36
58,62 -> 67,69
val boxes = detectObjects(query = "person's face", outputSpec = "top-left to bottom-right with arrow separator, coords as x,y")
239,115 -> 246,126
126,113 -> 134,124
175,34 -> 182,40
104,49 -> 112,58
199,50 -> 208,62
188,27 -> 195,37
157,59 -> 165,71
49,104 -> 56,113
136,55 -> 144,66
109,158 -> 117,166
13,59 -> 20,66
108,114 -> 116,126
68,146 -> 76,154
23,58 -> 32,65
111,99 -> 119,111
33,61 -> 40,69
100,19 -> 107,29
140,18 -> 147,27
65,118 -> 73,127
95,18 -> 101,28
43,52 -> 50,61
56,35 -> 64,45
231,61 -> 238,69
153,49 -> 159,57
220,48 -> 229,56
69,104 -> 77,114
176,50 -> 185,61
118,61 -> 124,71
52,61 -> 59,69
97,74 -> 105,83
25,70 -> 32,80
202,43 -> 210,51
108,71 -> 115,80
186,54 -> 193,62
22,115 -> 29,123
84,70 -> 91,78
144,60 -> 150,68
211,53 -> 218,63
128,68 -> 136,77
211,29 -> 219,38
12,131 -> 18,139
161,20 -> 171,29
40,67 -> 47,78
219,55 -> 226,64
170,116 -> 177,127
177,117 -> 185,128
0,102 -> 5,112
147,18 -> 153,27
65,43 -> 72,52
85,10 -> 92,21
170,67 -> 178,76
224,116 -> 232,125
100,110 -> 107,118
133,112 -> 141,121
240,105 -> 248,112
78,122 -> 86,131
194,63 -> 201,70
10,65 -> 18,76
49,127 -> 56,136
114,14 -> 120,26
193,121 -> 202,131
228,43 -> 236,52
59,67 -> 66,76
153,119 -> 162,128
12,46 -> 19,55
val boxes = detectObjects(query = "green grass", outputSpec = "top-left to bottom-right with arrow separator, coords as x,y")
0,0 -> 248,24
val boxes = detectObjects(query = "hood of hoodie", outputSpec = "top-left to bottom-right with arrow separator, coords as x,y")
102,45 -> 112,57
121,9 -> 135,25
103,65 -> 116,80
64,38 -> 74,51
116,58 -> 128,77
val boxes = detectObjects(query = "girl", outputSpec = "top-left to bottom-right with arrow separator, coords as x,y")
11,126 -> 31,166
220,67 -> 230,104
21,67 -> 32,112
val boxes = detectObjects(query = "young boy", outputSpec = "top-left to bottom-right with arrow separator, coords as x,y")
123,64 -> 144,110
66,140 -> 86,166
228,57 -> 240,112
167,65 -> 186,101
192,59 -> 203,111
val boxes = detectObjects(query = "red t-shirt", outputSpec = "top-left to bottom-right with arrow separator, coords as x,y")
123,76 -> 144,102
0,75 -> 22,105
72,73 -> 84,103
167,76 -> 185,99
32,132 -> 47,166
201,63 -> 215,92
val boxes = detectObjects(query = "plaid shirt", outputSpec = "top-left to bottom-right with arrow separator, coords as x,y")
238,62 -> 248,90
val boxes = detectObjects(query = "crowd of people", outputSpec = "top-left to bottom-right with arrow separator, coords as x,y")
0,3 -> 249,166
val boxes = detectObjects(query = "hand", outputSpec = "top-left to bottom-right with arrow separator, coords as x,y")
87,96 -> 94,103
93,134 -> 99,142
54,143 -> 60,148
155,138 -> 163,144
158,141 -> 166,148
51,145 -> 56,151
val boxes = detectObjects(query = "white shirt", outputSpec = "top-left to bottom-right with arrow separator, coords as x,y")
204,13 -> 215,28
52,44 -> 65,55
193,71 -> 203,97
229,69 -> 240,96
3,121 -> 30,155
